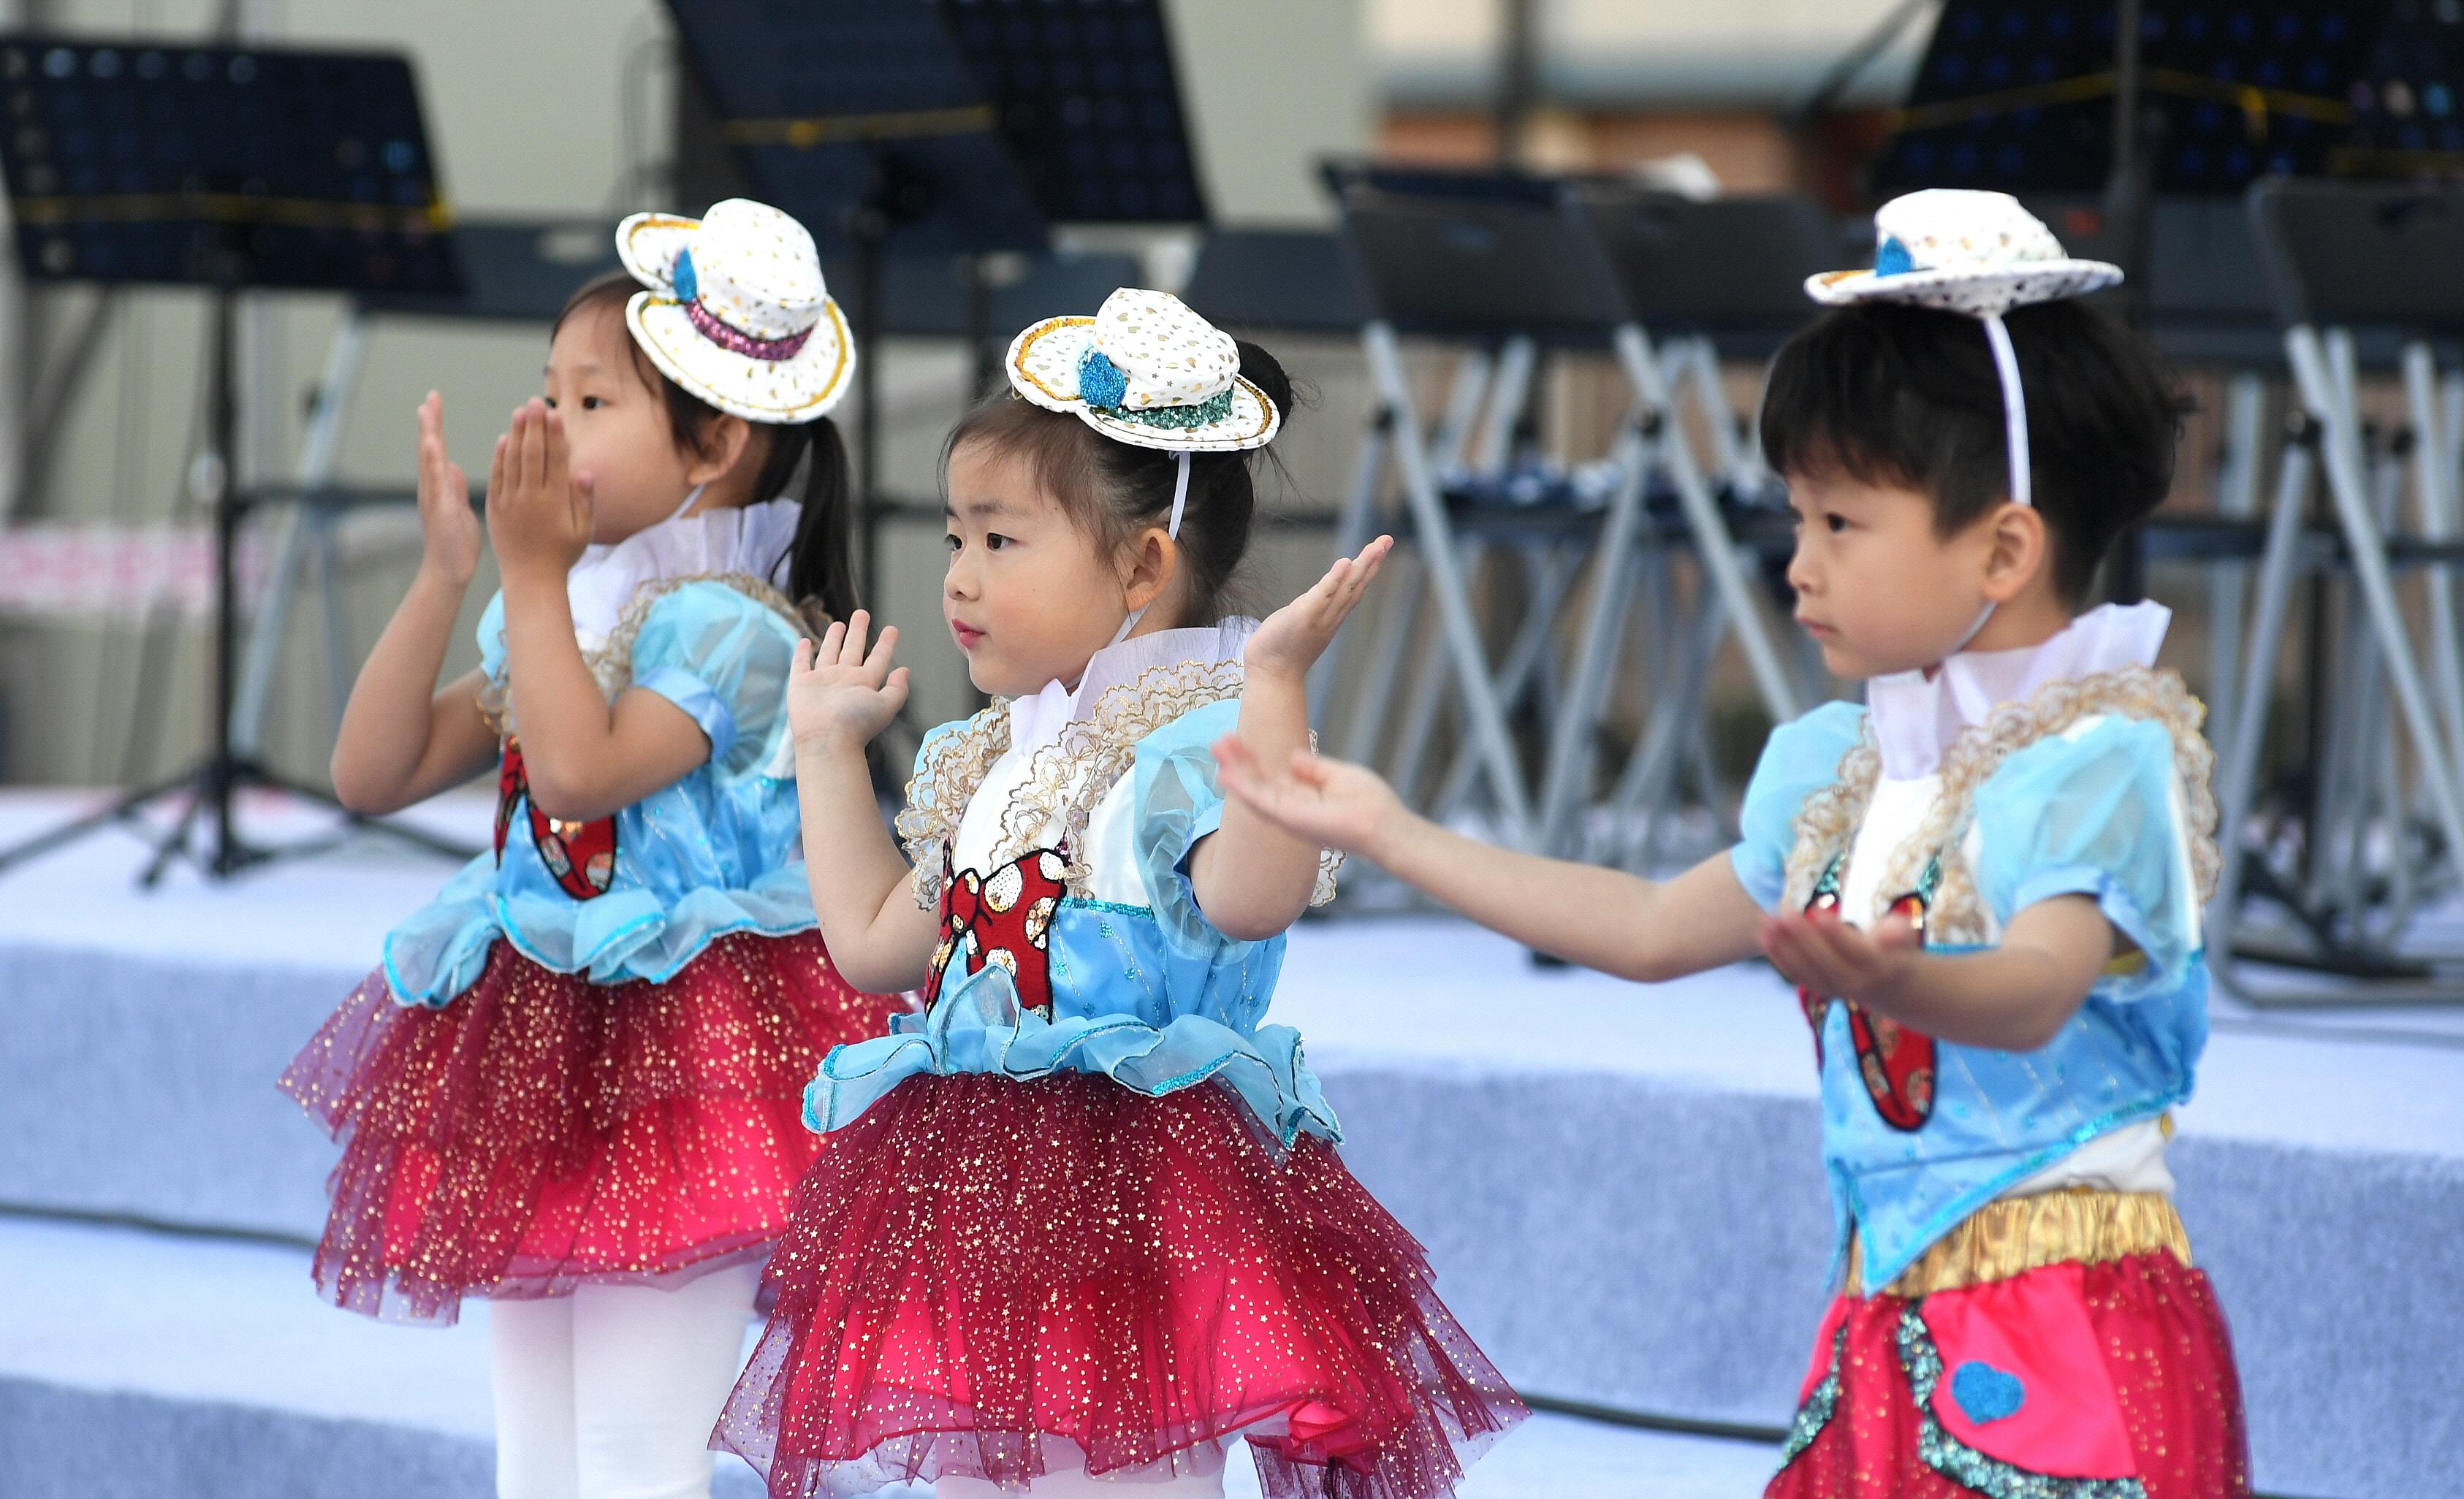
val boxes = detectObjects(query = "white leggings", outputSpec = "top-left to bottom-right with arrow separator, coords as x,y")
487,1262 -> 763,1499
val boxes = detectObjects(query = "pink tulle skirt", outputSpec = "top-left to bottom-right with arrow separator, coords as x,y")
279,930 -> 905,1324
715,1069 -> 1527,1499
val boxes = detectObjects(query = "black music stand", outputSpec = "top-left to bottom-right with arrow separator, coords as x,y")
662,0 -> 1208,605
0,35 -> 463,882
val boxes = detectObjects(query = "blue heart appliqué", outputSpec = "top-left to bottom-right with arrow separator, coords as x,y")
1077,347 -> 1129,408
1874,236 -> 1915,278
672,247 -> 699,303
1950,1359 -> 2026,1424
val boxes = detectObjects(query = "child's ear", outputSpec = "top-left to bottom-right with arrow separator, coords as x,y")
1979,501 -> 2050,604
1120,525 -> 1180,615
683,414 -> 755,487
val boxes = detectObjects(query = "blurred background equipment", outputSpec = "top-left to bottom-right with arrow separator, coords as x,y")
0,32 -> 465,881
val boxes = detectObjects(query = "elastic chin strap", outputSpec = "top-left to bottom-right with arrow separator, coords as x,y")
1106,451 -> 1192,648
1946,313 -> 2034,657
669,481 -> 710,525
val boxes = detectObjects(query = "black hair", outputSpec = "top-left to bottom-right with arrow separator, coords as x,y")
552,271 -> 859,623
1758,300 -> 2185,603
939,340 -> 1297,628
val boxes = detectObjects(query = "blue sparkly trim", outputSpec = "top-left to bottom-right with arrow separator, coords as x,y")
1898,1306 -> 2147,1498
672,247 -> 699,302
1090,383 -> 1237,431
1077,346 -> 1128,407
1776,1319 -> 1848,1468
1875,236 -> 1915,278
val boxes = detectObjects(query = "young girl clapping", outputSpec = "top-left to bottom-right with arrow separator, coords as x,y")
717,290 -> 1526,1499
282,199 -> 903,1499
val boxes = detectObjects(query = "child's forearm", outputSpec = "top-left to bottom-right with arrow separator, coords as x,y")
1371,815 -> 1765,982
794,733 -> 933,993
1858,899 -> 2109,1050
498,571 -> 631,815
1193,671 -> 1327,940
332,565 -> 483,813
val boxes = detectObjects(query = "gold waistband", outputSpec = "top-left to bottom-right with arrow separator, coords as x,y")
1846,1188 -> 2192,1299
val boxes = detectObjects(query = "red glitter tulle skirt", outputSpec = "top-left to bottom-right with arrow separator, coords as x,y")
279,929 -> 905,1324
1766,1250 -> 2249,1499
715,1071 -> 1526,1499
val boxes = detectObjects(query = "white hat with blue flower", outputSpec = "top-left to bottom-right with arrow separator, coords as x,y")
1806,189 -> 2119,318
1005,287 -> 1280,453
615,198 -> 855,424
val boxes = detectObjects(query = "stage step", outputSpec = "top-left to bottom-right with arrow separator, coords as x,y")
4,793 -> 2462,1497
0,1215 -> 1784,1499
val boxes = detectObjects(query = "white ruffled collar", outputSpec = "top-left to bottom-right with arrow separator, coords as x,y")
564,496 -> 801,649
1865,601 -> 2170,779
1005,618 -> 1255,757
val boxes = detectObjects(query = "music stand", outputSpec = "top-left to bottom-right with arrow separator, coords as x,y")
663,0 -> 1209,606
0,35 -> 463,882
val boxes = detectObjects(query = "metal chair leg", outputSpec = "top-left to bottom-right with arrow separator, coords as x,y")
1364,319 -> 1534,843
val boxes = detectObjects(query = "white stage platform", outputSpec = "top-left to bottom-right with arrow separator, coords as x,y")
2,790 -> 2461,1498
0,1216 -> 1774,1499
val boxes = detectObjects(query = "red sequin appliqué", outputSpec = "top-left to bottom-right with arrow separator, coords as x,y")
925,848 -> 1067,1017
495,737 -> 618,901
1798,888 -> 1938,1132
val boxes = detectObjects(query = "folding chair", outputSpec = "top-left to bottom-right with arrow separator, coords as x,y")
1535,187 -> 1836,864
1320,163 -> 1647,850
2214,178 -> 2464,1002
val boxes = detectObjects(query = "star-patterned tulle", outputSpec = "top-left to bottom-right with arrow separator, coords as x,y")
716,1072 -> 1526,1499
279,931 -> 905,1324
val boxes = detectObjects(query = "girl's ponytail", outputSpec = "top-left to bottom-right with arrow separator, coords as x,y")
739,413 -> 859,625
783,417 -> 859,625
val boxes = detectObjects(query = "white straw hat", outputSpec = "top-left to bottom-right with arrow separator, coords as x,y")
615,198 -> 854,424
1005,288 -> 1279,453
1806,188 -> 2120,319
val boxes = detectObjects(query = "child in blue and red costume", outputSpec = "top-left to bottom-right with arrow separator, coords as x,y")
715,289 -> 1526,1499
281,200 -> 905,1499
1217,190 -> 2251,1499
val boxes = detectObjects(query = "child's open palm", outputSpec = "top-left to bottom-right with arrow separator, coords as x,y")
486,398 -> 594,584
1243,535 -> 1393,684
413,391 -> 482,586
789,611 -> 910,752
1212,737 -> 1403,860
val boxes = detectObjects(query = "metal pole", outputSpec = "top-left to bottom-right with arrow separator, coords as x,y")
2287,327 -> 2464,876
1495,0 -> 1538,165
1611,324 -> 1800,723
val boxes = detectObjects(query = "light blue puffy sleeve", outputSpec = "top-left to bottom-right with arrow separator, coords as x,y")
628,581 -> 801,778
1129,697 -> 1246,953
1971,714 -> 2202,1002
476,590 -> 508,680
1729,700 -> 1867,911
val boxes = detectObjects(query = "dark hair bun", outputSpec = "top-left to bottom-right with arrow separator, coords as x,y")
1234,340 -> 1296,430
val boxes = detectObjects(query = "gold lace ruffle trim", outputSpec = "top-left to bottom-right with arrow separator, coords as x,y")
478,571 -> 824,737
898,657 -> 1343,912
1782,665 -> 2221,946
1846,1186 -> 2192,1298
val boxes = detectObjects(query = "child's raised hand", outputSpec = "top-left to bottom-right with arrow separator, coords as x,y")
1242,535 -> 1394,685
788,611 -> 910,752
485,398 -> 594,587
413,392 -> 481,587
1757,903 -> 1925,1007
1212,736 -> 1403,860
